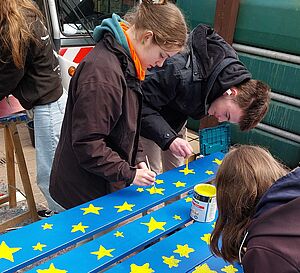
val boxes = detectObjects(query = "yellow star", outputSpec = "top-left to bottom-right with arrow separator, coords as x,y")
146,186 -> 165,195
221,265 -> 238,273
42,223 -> 53,230
33,242 -> 47,251
192,263 -> 217,273
81,204 -> 103,215
141,217 -> 166,233
36,263 -> 67,273
173,244 -> 195,258
205,170 -> 214,175
114,231 -> 124,238
114,201 -> 135,212
136,188 -> 144,192
155,179 -> 164,184
0,241 -> 21,262
201,233 -> 211,245
90,245 -> 115,260
173,181 -> 186,187
173,215 -> 182,220
130,263 -> 154,273
185,197 -> 193,202
213,158 -> 222,165
162,255 -> 181,268
71,222 -> 89,233
179,167 -> 195,175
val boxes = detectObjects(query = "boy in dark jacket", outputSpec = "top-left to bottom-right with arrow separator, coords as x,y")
140,24 -> 270,173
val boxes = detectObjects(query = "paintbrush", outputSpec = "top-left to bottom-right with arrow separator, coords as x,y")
146,155 -> 156,189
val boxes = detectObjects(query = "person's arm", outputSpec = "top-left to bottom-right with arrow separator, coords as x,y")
243,247 -> 295,273
71,81 -> 153,185
141,61 -> 180,150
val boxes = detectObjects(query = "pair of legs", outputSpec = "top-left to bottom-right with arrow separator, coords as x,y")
33,91 -> 67,212
140,126 -> 187,174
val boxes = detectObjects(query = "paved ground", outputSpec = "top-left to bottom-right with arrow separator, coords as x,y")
0,122 -> 199,229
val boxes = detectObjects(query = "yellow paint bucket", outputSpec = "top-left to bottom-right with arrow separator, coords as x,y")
190,184 -> 217,222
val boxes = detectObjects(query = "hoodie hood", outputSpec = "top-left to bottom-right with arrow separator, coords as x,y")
254,167 -> 300,218
93,13 -> 130,54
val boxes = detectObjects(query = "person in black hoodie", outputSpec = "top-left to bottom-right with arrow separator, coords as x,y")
140,24 -> 270,174
0,0 -> 67,216
210,145 -> 300,273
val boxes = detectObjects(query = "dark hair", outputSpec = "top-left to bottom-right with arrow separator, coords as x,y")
210,145 -> 289,262
235,79 -> 271,131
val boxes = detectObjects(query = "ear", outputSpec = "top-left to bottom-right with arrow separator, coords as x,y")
141,30 -> 154,44
223,88 -> 238,96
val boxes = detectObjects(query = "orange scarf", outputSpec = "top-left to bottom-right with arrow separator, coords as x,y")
120,22 -> 145,81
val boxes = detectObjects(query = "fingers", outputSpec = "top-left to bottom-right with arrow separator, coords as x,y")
169,138 -> 194,158
132,169 -> 156,186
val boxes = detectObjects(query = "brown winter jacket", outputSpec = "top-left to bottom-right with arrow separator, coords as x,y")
50,32 -> 143,209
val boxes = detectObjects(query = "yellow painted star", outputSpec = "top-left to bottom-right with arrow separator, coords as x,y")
114,231 -> 124,238
179,167 -> 195,175
173,181 -> 186,187
146,186 -> 165,195
42,223 -> 53,230
155,179 -> 164,184
141,217 -> 166,233
221,265 -> 238,273
33,242 -> 47,251
201,233 -> 211,245
205,170 -> 214,175
90,245 -> 115,260
185,197 -> 193,202
162,255 -> 181,268
213,158 -> 222,165
130,263 -> 154,273
114,201 -> 135,212
173,244 -> 195,258
81,204 -> 103,215
192,263 -> 217,273
173,215 -> 182,220
136,188 -> 144,192
36,263 -> 67,273
0,241 -> 21,262
71,222 -> 89,233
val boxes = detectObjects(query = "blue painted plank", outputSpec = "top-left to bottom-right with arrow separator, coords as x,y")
0,152 -> 224,273
105,221 -> 217,273
187,255 -> 244,273
27,195 -> 194,273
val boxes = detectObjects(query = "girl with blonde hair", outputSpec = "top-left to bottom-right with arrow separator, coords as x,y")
49,0 -> 188,209
0,0 -> 67,216
210,145 -> 300,273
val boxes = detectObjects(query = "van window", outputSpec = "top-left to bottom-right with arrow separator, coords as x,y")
55,0 -> 138,36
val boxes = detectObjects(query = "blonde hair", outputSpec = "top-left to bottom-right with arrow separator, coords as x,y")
210,145 -> 289,262
0,0 -> 43,68
124,0 -> 187,51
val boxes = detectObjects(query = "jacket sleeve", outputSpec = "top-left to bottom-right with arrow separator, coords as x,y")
243,248 -> 296,273
71,80 -> 136,185
141,61 -> 180,150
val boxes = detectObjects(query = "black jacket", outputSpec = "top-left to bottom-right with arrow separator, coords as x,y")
141,24 -> 251,150
50,33 -> 143,209
242,168 -> 300,273
0,12 -> 62,109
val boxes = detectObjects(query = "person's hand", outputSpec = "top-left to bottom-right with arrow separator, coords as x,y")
169,137 -> 193,158
132,169 -> 156,186
136,161 -> 148,169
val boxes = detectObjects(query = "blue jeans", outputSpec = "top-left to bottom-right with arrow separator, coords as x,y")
33,91 -> 67,212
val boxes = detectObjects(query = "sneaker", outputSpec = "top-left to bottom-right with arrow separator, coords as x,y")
37,209 -> 57,219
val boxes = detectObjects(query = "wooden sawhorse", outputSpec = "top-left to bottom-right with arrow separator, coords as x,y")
0,113 -> 39,232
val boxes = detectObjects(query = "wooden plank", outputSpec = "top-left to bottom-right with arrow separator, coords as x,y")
187,255 -> 243,273
26,195 -> 194,272
105,221 -> 216,273
0,153 -> 224,273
